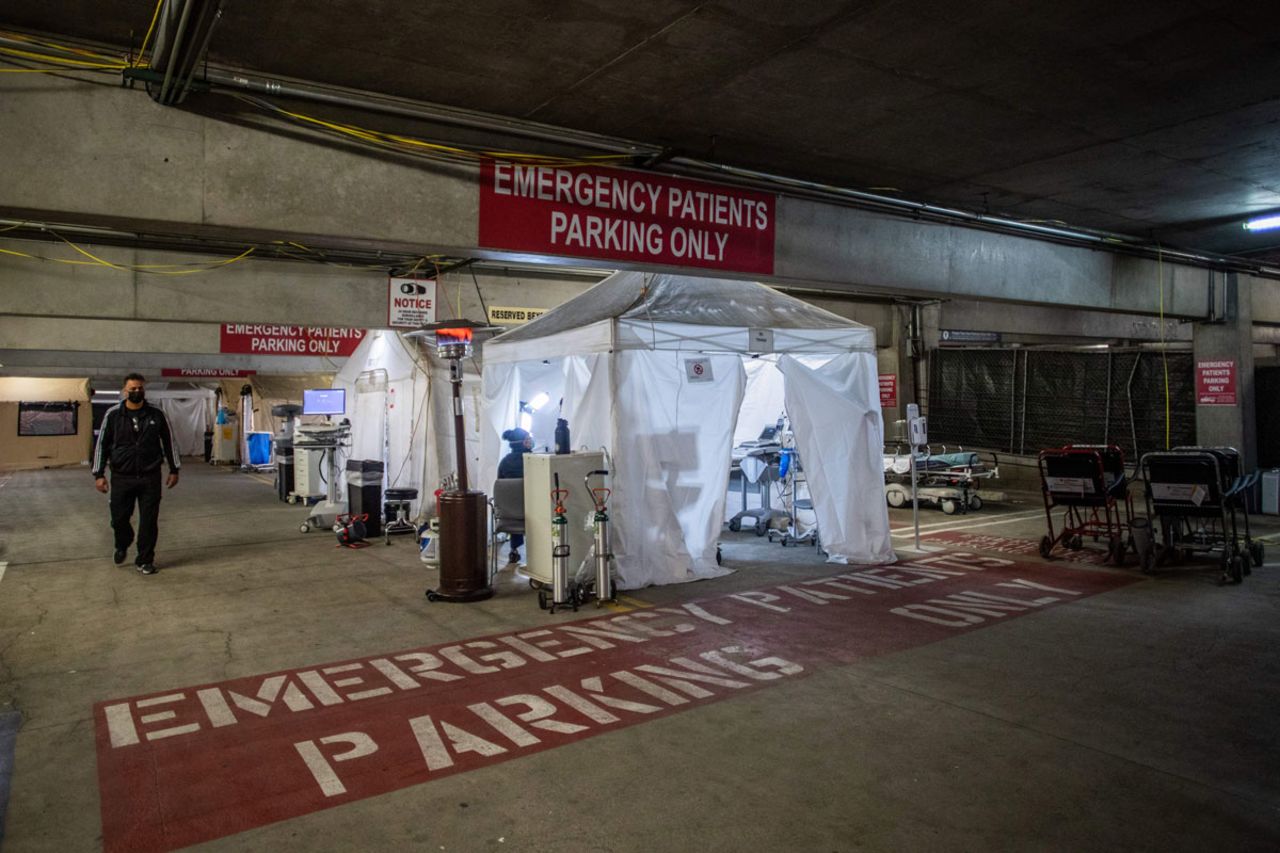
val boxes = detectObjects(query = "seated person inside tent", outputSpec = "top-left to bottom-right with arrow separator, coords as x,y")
498,427 -> 533,563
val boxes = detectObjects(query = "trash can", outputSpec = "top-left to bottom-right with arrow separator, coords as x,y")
1262,470 -> 1279,516
275,434 -> 294,502
346,459 -> 384,537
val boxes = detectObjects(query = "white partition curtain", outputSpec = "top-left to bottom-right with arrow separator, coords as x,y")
780,353 -> 896,564
153,397 -> 209,456
611,350 -> 743,583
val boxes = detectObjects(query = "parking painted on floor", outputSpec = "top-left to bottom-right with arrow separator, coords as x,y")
95,552 -> 1136,852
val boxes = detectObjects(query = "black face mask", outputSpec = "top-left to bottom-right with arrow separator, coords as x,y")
127,389 -> 145,404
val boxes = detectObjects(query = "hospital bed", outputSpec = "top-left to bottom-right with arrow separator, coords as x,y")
883,444 -> 1002,514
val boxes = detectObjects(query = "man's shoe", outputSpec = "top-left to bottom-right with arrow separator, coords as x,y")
136,563 -> 157,575
113,550 -> 126,565
508,552 -> 520,564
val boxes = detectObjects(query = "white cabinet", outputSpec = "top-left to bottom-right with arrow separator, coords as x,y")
522,451 -> 605,585
294,447 -> 327,499
212,423 -> 238,464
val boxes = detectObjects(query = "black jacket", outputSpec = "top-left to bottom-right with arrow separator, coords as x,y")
498,450 -> 525,479
92,402 -> 181,478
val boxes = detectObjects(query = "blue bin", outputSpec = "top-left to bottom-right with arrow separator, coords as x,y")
247,432 -> 273,465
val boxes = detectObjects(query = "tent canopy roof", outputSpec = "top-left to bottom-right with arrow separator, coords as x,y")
487,272 -> 871,354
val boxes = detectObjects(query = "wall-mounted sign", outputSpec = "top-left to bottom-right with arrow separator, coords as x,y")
478,160 -> 776,275
160,369 -> 256,378
878,374 -> 898,408
940,329 -> 1001,344
1196,359 -> 1237,406
487,305 -> 548,326
685,358 -> 714,383
388,277 -> 437,328
219,325 -> 365,357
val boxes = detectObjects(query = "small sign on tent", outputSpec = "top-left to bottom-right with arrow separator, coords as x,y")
749,328 -> 775,353
685,358 -> 714,383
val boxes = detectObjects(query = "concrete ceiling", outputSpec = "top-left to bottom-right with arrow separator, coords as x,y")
5,1 -> 1280,262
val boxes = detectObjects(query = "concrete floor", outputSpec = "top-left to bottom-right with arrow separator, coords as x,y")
0,463 -> 1278,851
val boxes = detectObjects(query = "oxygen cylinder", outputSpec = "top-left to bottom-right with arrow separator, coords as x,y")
585,469 -> 613,605
592,511 -> 611,603
550,473 -> 573,609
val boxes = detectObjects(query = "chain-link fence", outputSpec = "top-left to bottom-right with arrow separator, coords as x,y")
927,348 -> 1195,459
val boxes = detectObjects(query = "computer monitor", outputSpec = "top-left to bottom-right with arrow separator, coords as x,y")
302,388 -> 345,416
757,425 -> 778,442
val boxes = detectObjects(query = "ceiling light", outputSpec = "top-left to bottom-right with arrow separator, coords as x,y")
1243,214 -> 1280,231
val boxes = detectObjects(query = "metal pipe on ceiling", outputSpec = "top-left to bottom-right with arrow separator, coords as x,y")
201,68 -> 663,158
0,29 -> 1271,276
155,0 -> 196,105
192,69 -> 1271,274
175,3 -> 224,104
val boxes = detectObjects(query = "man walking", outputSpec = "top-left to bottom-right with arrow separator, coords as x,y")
92,373 -> 181,575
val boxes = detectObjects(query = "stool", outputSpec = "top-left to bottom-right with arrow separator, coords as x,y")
383,488 -> 419,543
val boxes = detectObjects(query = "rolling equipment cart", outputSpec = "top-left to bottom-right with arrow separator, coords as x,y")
1038,444 -> 1133,564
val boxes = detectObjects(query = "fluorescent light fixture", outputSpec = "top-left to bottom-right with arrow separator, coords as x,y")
528,392 -> 550,411
1243,214 -> 1280,231
520,412 -> 533,431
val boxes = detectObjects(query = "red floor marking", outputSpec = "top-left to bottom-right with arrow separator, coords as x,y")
925,531 -> 1115,565
95,552 -> 1136,852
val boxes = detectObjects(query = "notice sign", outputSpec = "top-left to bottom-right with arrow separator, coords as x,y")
220,325 -> 365,357
1196,359 -> 1237,406
388,277 -> 437,328
478,160 -> 776,275
488,306 -> 548,326
879,374 -> 898,408
160,368 -> 256,378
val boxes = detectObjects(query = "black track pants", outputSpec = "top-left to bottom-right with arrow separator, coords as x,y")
110,471 -> 163,564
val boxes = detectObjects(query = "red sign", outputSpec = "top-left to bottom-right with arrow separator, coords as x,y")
879,373 -> 898,408
478,160 -> 776,274
219,325 -> 365,357
160,368 -> 256,378
1196,359 -> 1237,406
95,553 -> 1134,852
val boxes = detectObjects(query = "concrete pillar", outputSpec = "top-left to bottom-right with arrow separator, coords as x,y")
1193,273 -> 1257,467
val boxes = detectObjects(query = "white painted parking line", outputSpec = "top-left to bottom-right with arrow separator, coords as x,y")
0,561 -> 7,583
890,509 -> 1045,538
896,507 -> 1044,535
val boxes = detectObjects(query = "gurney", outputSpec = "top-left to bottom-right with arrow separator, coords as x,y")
884,445 -> 1002,514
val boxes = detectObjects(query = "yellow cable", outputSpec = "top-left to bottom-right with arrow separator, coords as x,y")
134,0 -> 164,68
2,239 -> 254,275
0,46 -> 125,69
0,30 -> 124,61
264,102 -> 633,168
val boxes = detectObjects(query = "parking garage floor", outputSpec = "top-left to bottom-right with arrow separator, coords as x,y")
0,463 -> 1278,852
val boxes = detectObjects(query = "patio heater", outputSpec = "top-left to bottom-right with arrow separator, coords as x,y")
417,321 -> 493,603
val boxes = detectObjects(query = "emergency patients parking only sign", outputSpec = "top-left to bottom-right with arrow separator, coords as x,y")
220,325 -> 365,356
478,160 -> 776,275
1196,359 -> 1237,406
388,277 -> 437,328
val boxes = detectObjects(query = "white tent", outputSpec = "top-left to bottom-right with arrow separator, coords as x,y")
335,330 -> 482,517
481,271 -> 895,589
